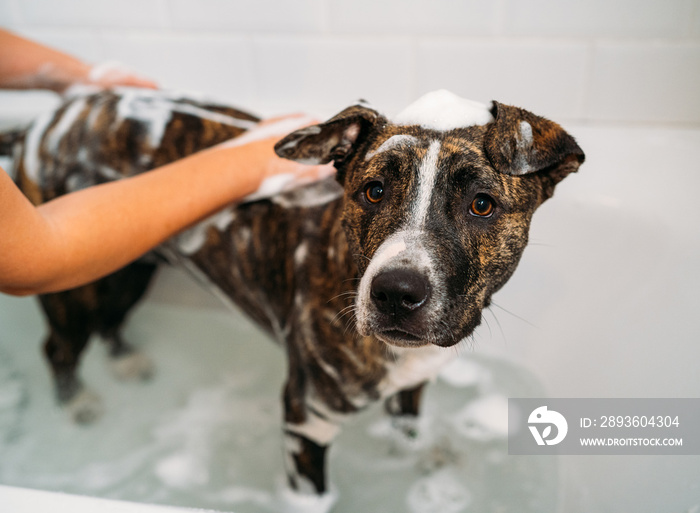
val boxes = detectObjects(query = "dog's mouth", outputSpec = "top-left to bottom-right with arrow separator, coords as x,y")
374,329 -> 429,348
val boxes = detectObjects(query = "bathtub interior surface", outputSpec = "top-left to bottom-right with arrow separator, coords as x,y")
0,292 -> 557,513
1,124 -> 699,512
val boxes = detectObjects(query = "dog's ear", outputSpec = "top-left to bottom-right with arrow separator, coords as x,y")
484,101 -> 585,199
275,104 -> 385,182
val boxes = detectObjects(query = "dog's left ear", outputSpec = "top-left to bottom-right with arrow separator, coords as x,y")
275,104 -> 386,181
484,101 -> 585,199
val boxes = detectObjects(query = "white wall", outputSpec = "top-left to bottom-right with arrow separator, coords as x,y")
1,0 -> 699,124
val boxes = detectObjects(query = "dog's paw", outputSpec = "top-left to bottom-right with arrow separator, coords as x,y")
64,388 -> 103,425
389,416 -> 429,455
275,479 -> 338,513
368,416 -> 428,456
110,350 -> 155,382
392,415 -> 421,439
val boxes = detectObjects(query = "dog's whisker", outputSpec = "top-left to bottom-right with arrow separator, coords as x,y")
457,332 -> 476,352
457,337 -> 468,352
330,304 -> 357,327
481,314 -> 495,341
527,239 -> 555,248
336,303 -> 356,314
326,291 -> 358,304
352,253 -> 371,264
341,310 -> 359,337
438,318 -> 456,346
335,306 -> 357,324
490,301 -> 537,328
485,307 -> 508,346
385,344 -> 399,364
470,334 -> 479,352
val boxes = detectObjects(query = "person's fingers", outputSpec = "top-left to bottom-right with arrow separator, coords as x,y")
268,159 -> 336,180
87,61 -> 158,89
95,73 -> 159,89
217,114 -> 321,150
257,113 -> 311,125
234,114 -> 336,183
290,162 -> 336,181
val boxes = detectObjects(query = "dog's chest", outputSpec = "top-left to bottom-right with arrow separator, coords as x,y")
380,345 -> 457,397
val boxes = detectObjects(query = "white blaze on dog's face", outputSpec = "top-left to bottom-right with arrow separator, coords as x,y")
275,90 -> 584,348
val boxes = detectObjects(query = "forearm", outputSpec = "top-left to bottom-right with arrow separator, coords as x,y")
0,29 -> 90,91
0,143 -> 263,296
0,28 -> 157,92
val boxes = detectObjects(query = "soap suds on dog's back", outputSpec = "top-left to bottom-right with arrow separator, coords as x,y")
114,88 -> 255,150
23,111 -> 56,182
46,98 -> 88,153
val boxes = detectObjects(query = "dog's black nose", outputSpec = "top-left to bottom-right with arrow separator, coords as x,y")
371,269 -> 429,315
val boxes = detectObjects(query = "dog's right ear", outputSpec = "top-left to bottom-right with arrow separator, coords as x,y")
275,104 -> 385,181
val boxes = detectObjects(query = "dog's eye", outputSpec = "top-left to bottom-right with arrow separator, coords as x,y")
364,182 -> 385,204
469,194 -> 495,217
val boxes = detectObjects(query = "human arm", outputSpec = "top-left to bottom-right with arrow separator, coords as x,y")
0,28 -> 157,92
0,119 -> 334,296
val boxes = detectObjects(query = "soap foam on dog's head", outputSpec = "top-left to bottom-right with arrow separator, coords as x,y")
393,90 -> 494,131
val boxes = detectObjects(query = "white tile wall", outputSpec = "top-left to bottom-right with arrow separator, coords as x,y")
100,33 -> 256,105
328,0 -> 499,36
253,36 -> 413,116
503,0 -> 696,38
692,0 -> 700,36
0,0 -> 19,26
416,40 -> 589,120
168,0 -> 326,33
1,0 -> 699,126
588,42 -> 700,124
15,0 -> 169,29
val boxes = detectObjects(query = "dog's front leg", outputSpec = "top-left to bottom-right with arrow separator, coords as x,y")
384,382 -> 427,441
280,376 -> 340,511
282,429 -> 331,494
282,372 -> 338,495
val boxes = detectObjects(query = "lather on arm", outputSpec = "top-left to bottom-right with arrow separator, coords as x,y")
0,125 -> 333,296
0,28 -> 157,91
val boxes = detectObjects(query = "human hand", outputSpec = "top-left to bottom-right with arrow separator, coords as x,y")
83,61 -> 158,90
218,114 -> 336,202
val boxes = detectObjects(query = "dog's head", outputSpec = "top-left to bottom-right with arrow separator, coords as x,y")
276,90 -> 584,348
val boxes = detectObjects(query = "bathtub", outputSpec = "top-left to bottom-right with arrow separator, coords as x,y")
1,123 -> 699,513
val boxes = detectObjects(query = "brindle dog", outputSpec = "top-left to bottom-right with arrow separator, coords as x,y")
5,88 -> 583,503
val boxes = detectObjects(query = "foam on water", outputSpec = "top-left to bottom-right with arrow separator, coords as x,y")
439,356 -> 488,388
450,394 -> 509,442
407,469 -> 472,513
0,349 -> 25,444
276,483 -> 338,513
0,291 -> 555,513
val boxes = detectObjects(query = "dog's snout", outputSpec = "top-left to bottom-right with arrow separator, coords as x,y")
370,269 -> 429,315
